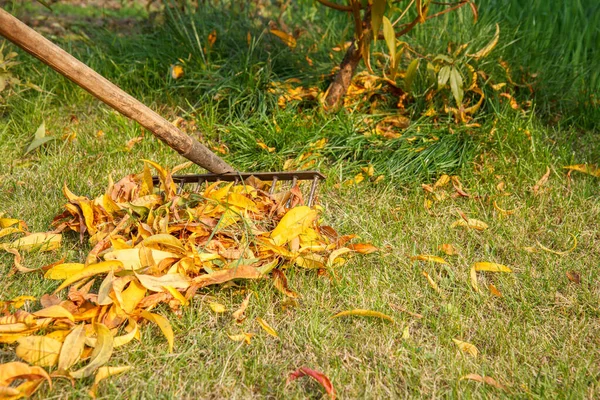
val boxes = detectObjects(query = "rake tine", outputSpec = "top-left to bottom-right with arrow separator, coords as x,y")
269,176 -> 278,195
286,176 -> 298,208
307,175 -> 320,207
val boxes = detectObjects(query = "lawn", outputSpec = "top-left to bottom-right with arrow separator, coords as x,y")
1,0 -> 599,398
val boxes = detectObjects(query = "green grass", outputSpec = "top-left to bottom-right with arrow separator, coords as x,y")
1,0 -> 600,398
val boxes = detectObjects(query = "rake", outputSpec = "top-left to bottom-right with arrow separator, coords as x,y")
0,9 -> 325,206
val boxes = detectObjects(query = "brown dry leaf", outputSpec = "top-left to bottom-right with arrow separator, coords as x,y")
563,164 -> 600,177
0,362 -> 51,392
273,269 -> 299,298
452,338 -> 479,357
375,116 -> 410,139
474,262 -> 512,273
566,271 -> 581,284
256,317 -> 279,338
439,244 -> 458,256
411,255 -> 448,264
346,243 -> 378,254
287,367 -> 335,400
450,218 -> 488,231
532,166 -> 551,194
16,336 -> 62,367
332,309 -> 394,323
460,373 -> 506,390
232,293 -> 252,323
207,30 -> 217,48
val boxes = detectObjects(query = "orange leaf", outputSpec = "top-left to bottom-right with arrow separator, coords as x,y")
287,367 -> 335,399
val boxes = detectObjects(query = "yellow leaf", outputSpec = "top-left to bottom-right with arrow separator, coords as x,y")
33,305 -> 75,322
563,164 -> 600,177
57,325 -> 86,371
140,311 -> 174,353
70,323 -> 114,379
0,227 -> 22,239
271,206 -> 318,246
89,366 -> 132,399
256,317 -> 279,338
54,260 -> 124,293
361,165 -> 374,177
332,309 -> 394,323
467,23 -> 500,59
209,302 -> 227,313
473,262 -> 512,273
164,286 -> 188,307
327,247 -> 353,267
257,140 -> 275,153
488,283 -> 503,297
452,338 -> 479,357
269,29 -> 296,48
410,255 -> 448,264
120,279 -> 147,313
44,263 -> 85,280
402,326 -> 410,339
470,265 -> 480,293
135,273 -> 190,292
140,234 -> 186,254
228,332 -> 253,344
537,234 -> 577,255
439,243 -> 458,256
450,218 -> 488,231
493,200 -> 516,215
0,361 -> 51,389
232,293 -> 252,323
170,65 -> 184,80
104,248 -> 180,270
433,174 -> 450,189
422,271 -> 441,293
10,295 -> 36,309
16,336 -> 62,367
9,232 -> 61,252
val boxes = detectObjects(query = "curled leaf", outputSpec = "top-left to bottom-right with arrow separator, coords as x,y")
467,23 -> 500,59
256,317 -> 279,338
536,234 -> 577,255
89,366 -> 132,398
287,367 -> 335,399
140,311 -> 174,353
452,338 -> 479,357
70,323 -> 114,379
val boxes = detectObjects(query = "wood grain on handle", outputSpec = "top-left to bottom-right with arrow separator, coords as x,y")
0,8 -> 234,174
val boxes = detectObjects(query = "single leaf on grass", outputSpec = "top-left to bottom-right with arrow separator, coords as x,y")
269,29 -> 296,48
70,323 -> 114,379
470,266 -> 480,293
451,218 -> 488,231
563,164 -> 600,177
0,361 -> 51,388
25,122 -> 57,154
467,23 -> 500,59
228,332 -> 253,344
566,271 -> 581,284
493,200 -> 516,215
57,325 -> 86,371
532,166 -> 551,194
170,65 -> 184,80
346,243 -> 378,254
89,366 -> 132,399
272,269 -> 299,298
474,262 -> 512,273
422,271 -> 441,294
488,283 -> 503,297
287,367 -> 335,400
332,309 -> 394,323
411,255 -> 448,264
460,373 -> 505,390
209,302 -> 227,313
16,336 -> 62,367
439,244 -> 458,256
256,317 -> 279,338
537,234 -> 577,255
140,311 -> 174,353
9,232 -> 61,252
270,206 -> 318,246
54,261 -> 124,293
33,305 -> 75,322
232,293 -> 252,323
452,339 -> 479,357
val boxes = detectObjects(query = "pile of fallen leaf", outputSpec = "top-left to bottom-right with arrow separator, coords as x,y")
0,160 -> 376,398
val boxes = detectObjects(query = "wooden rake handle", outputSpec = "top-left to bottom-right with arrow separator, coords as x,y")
0,8 -> 234,174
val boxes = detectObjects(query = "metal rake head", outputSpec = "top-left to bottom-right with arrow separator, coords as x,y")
153,170 -> 326,207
